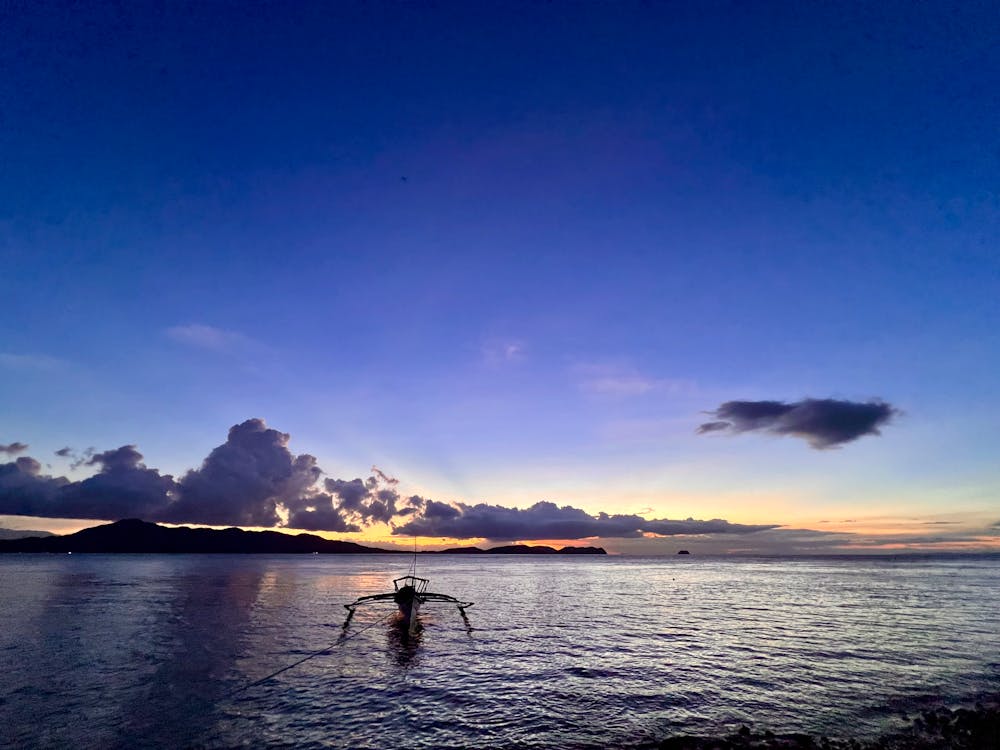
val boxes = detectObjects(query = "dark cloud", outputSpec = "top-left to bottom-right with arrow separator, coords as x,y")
0,419 -> 784,544
308,472 -> 421,525
393,500 -> 777,541
69,448 -> 96,470
55,447 -> 73,457
60,447 -> 176,520
158,419 -> 328,528
0,442 -> 28,455
283,492 -> 360,533
371,466 -> 398,485
0,457 -> 65,516
698,398 -> 897,448
0,449 -> 170,520
0,419 -> 351,530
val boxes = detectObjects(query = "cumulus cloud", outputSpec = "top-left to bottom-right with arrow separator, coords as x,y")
393,499 -> 777,541
0,418 -> 780,543
1,442 -> 29,455
282,491 -> 360,533
0,419 -> 351,530
158,419 -> 328,527
0,457 -> 68,515
697,398 -> 897,448
294,468 -> 421,528
0,448 -> 171,520
60,447 -> 176,520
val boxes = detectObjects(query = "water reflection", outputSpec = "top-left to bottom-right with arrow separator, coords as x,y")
118,560 -> 265,748
3,556 -> 998,749
387,614 -> 423,668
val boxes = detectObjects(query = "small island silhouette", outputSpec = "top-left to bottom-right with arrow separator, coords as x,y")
0,519 -> 606,555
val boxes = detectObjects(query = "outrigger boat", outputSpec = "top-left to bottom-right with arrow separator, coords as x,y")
344,567 -> 473,633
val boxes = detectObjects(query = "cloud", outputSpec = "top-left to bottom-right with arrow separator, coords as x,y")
393,499 -> 778,541
1,442 -> 28,455
371,466 -> 398,485
0,457 -> 68,515
0,353 -> 66,371
165,324 -> 257,353
0,419 -> 778,544
575,363 -> 693,398
59,447 -> 177,520
583,375 -> 656,396
299,470 -> 420,527
481,339 -> 525,365
158,419 -> 328,527
54,446 -> 97,470
697,398 -> 898,448
0,419 -> 352,531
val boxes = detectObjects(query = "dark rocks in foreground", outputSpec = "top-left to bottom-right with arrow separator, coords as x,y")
650,701 -> 1000,750
0,519 -> 606,555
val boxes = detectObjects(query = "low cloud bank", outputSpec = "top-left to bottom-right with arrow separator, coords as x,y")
698,398 -> 897,448
393,500 -> 777,541
1,419 -> 775,541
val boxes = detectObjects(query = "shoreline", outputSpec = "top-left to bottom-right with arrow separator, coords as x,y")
641,697 -> 1000,750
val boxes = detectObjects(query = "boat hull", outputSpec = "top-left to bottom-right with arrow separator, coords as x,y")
393,585 -> 421,631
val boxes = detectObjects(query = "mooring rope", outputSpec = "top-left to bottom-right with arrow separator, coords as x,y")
223,610 -> 394,700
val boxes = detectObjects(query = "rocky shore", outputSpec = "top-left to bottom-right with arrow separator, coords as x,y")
648,700 -> 1000,750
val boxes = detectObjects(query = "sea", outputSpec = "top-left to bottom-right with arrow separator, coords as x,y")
1,553 -> 998,749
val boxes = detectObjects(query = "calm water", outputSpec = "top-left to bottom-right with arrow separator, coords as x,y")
1,554 -> 998,748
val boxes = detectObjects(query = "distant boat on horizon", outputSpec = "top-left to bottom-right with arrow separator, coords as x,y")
677,550 -> 691,555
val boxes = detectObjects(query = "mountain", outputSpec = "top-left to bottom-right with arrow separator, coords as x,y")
0,520 -> 607,554
0,528 -> 54,540
0,519 -> 386,554
440,544 -> 606,555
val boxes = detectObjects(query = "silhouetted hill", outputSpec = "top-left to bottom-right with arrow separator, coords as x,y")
0,520 -> 607,554
0,519 -> 385,554
0,528 -> 54,540
440,544 -> 606,555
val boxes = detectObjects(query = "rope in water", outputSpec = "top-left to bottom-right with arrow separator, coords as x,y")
223,610 -> 394,700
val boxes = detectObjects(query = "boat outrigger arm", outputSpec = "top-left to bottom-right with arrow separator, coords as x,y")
344,575 -> 473,631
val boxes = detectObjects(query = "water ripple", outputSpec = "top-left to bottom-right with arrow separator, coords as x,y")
1,554 -> 998,748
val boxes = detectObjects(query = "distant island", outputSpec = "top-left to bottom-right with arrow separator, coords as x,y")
0,528 -> 54,541
0,519 -> 606,555
437,544 -> 606,555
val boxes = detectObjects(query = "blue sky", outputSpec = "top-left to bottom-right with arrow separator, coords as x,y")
1,1 -> 997,551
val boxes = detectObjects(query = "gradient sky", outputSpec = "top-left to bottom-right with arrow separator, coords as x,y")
1,1 -> 998,553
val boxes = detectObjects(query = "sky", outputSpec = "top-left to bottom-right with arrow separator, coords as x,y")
1,1 -> 998,553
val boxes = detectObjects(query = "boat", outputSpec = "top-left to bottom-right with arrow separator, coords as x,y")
344,571 -> 473,633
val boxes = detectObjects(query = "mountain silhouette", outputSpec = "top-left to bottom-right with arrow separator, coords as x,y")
0,519 -> 606,554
